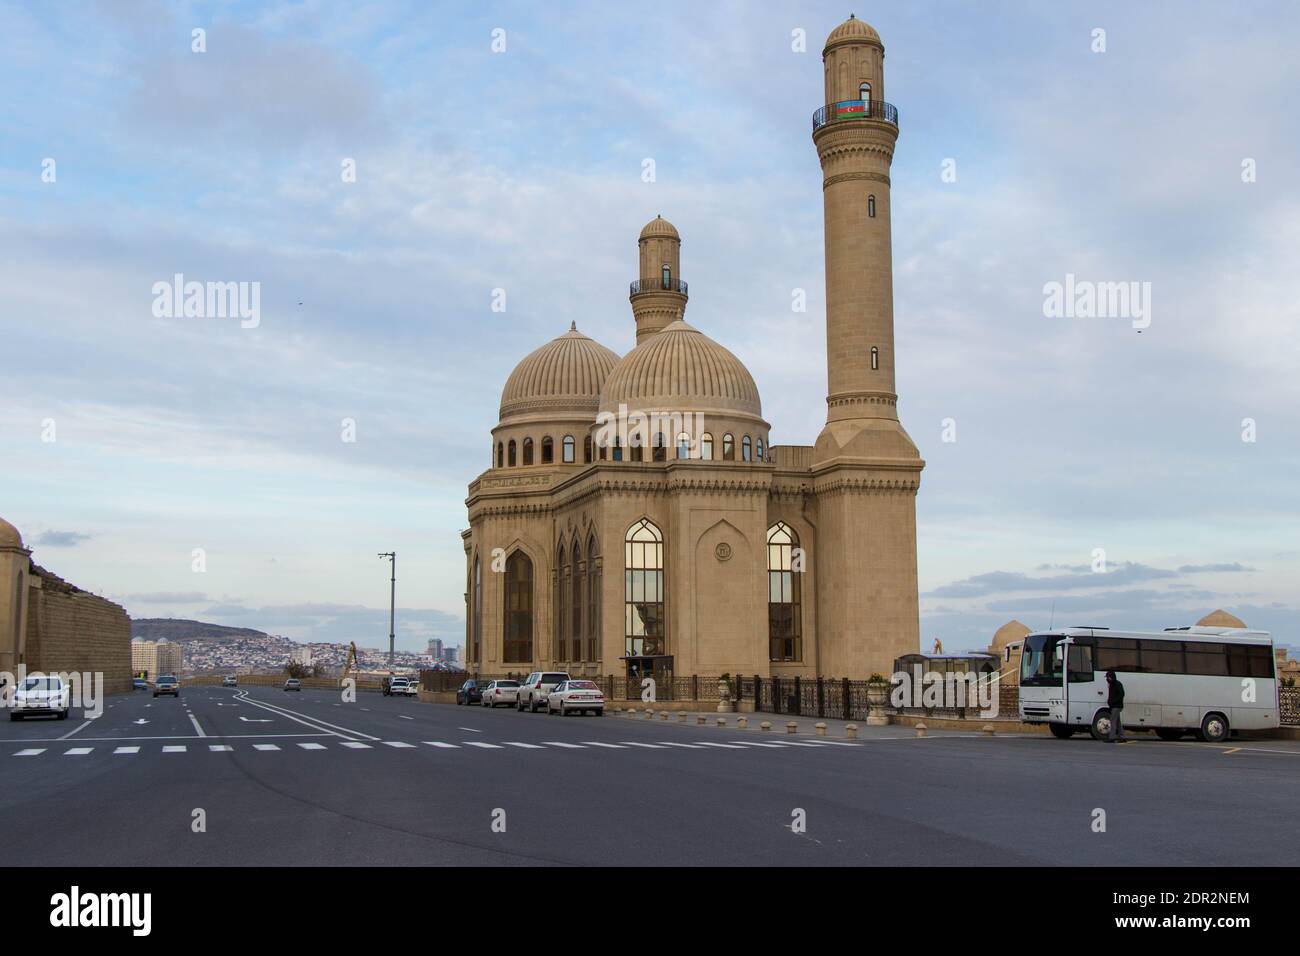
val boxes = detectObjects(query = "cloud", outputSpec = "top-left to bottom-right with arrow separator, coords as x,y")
33,530 -> 91,547
1177,563 -> 1256,574
926,562 -> 1179,598
125,591 -> 209,604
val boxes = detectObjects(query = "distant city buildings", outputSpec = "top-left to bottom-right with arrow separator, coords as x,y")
131,637 -> 183,678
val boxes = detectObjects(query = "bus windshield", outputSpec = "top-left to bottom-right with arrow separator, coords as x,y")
1021,634 -> 1065,687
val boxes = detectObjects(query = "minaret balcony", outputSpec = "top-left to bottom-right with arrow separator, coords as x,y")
629,277 -> 688,296
812,99 -> 899,131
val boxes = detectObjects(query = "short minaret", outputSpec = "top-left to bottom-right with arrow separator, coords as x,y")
809,16 -> 924,679
629,215 -> 687,343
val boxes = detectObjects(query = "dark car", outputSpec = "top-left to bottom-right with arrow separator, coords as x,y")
456,680 -> 482,705
153,675 -> 180,698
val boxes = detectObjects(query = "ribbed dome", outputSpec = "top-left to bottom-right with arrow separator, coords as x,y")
0,517 -> 21,549
499,324 -> 619,422
639,215 -> 680,241
826,14 -> 880,46
599,320 -> 762,418
1197,609 -> 1246,629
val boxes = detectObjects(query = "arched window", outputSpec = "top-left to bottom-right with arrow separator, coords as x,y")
756,437 -> 765,462
562,435 -> 575,463
661,264 -> 671,288
871,346 -> 879,371
652,432 -> 667,462
625,518 -> 664,658
584,435 -> 593,463
868,194 -> 876,218
503,551 -> 533,663
523,437 -> 534,466
859,81 -> 871,111
701,433 -> 714,460
742,435 -> 752,461
612,436 -> 623,462
472,555 -> 481,664
571,542 -> 582,661
586,535 -> 600,663
676,432 -> 691,459
541,436 -> 554,464
630,432 -> 643,462
507,440 -> 517,467
723,433 -> 735,460
767,522 -> 802,662
556,542 -> 568,660
496,442 -> 504,468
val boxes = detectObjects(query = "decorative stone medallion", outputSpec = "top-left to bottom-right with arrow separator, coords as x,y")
714,542 -> 733,562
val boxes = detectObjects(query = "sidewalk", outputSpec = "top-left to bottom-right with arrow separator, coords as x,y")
604,705 -> 1017,741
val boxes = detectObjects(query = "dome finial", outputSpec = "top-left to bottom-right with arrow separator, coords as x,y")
569,320 -> 577,332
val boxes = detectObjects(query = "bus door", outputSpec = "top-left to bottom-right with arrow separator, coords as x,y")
1065,640 -> 1101,726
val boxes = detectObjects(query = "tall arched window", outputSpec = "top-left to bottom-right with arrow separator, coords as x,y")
571,542 -> 582,661
756,437 -> 765,462
472,554 -> 481,664
625,518 -> 664,658
584,435 -> 593,463
523,437 -> 534,466
541,436 -> 554,464
871,346 -> 879,371
556,542 -> 568,660
742,435 -> 752,461
723,433 -> 735,460
661,264 -> 671,288
701,433 -> 714,460
586,535 -> 600,663
859,81 -> 872,111
868,194 -> 876,218
630,433 -> 643,462
767,522 -> 802,662
503,551 -> 533,663
562,435 -> 575,463
676,432 -> 691,459
507,440 -> 517,467
652,432 -> 667,462
496,442 -> 504,468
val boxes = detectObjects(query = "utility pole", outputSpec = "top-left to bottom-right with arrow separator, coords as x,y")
378,552 -> 396,666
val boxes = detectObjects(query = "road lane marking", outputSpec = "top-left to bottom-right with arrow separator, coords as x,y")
423,741 -> 459,748
731,741 -> 787,748
233,690 -> 377,741
13,749 -> 45,756
775,741 -> 829,747
463,741 -> 504,749
59,719 -> 94,739
188,712 -> 207,737
459,727 -> 482,733
695,742 -> 746,749
253,744 -> 281,751
114,746 -> 141,754
620,742 -> 668,748
399,715 -> 414,720
298,743 -> 327,750
580,742 -> 626,748
382,741 -> 416,748
541,742 -> 586,748
209,745 -> 233,752
503,741 -> 545,749
340,742 -> 372,749
64,747 -> 93,756
1223,747 -> 1242,755
658,742 -> 706,749
162,745 -> 186,753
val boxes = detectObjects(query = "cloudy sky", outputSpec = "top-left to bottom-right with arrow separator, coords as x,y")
2,0 -> 1297,654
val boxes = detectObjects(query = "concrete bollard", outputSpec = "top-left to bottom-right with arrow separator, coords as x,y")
760,721 -> 772,732
626,708 -> 637,717
982,724 -> 996,736
716,717 -> 726,727
677,711 -> 687,723
737,717 -> 748,729
659,710 -> 669,720
846,723 -> 858,740
915,722 -> 927,738
644,709 -> 654,719
696,715 -> 707,726
786,721 -> 798,735
815,722 -> 827,737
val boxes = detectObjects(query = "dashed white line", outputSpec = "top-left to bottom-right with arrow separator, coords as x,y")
340,741 -> 372,749
209,745 -> 233,752
423,741 -> 459,748
13,749 -> 44,757
253,744 -> 281,751
297,743 -> 327,750
114,746 -> 141,755
541,742 -> 587,749
162,745 -> 186,753
382,741 -> 416,748
580,742 -> 627,748
463,741 -> 504,749
503,742 -> 545,749
64,747 -> 93,756
620,742 -> 668,749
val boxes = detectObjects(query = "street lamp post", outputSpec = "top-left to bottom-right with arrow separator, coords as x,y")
378,552 -> 396,667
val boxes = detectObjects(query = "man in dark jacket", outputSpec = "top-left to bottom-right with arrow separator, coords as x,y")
1106,671 -> 1127,742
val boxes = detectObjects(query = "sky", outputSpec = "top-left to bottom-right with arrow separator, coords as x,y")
2,0 -> 1298,655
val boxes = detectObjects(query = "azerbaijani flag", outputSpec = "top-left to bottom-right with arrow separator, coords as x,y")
834,99 -> 866,119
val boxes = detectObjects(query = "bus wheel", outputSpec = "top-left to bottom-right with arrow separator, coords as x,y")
1197,713 -> 1229,743
1154,728 -> 1184,742
1089,710 -> 1111,741
1048,723 -> 1075,739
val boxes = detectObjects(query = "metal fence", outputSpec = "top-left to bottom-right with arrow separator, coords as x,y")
1282,685 -> 1299,724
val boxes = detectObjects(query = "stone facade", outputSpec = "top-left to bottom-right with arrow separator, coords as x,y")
461,17 -> 923,682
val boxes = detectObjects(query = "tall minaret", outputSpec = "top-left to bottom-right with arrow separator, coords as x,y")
810,16 -> 924,678
629,215 -> 687,344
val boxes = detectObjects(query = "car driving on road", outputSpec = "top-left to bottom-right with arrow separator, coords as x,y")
284,678 -> 302,691
10,675 -> 71,720
546,679 -> 605,716
517,672 -> 570,712
153,675 -> 180,698
389,677 -> 418,697
481,679 -> 519,707
222,675 -> 238,687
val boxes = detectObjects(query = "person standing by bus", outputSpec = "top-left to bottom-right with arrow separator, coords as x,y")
1106,671 -> 1128,742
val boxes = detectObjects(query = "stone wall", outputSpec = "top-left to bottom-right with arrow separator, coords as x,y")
24,565 -> 131,696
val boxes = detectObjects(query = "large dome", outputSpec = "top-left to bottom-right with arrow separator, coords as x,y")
639,215 -> 680,241
0,517 -> 21,550
1197,609 -> 1246,629
499,324 -> 619,422
599,320 -> 762,419
825,14 -> 880,47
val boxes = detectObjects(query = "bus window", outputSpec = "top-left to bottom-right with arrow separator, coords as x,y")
1094,638 -> 1140,673
1020,634 -> 1065,686
1185,643 -> 1229,676
1139,639 -> 1185,674
1067,643 -> 1094,682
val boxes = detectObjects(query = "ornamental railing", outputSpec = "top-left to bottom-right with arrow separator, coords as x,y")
629,277 -> 688,296
812,98 -> 899,131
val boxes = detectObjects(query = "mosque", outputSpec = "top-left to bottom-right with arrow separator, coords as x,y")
461,15 -> 924,681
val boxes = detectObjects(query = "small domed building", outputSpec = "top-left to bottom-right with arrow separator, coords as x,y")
462,17 -> 924,682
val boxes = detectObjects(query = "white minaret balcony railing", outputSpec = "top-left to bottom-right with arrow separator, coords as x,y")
812,98 -> 899,131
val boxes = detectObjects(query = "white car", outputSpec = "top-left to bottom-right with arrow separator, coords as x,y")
394,678 -> 419,697
546,679 -> 605,716
11,675 -> 71,721
517,671 -> 571,712
481,679 -> 520,707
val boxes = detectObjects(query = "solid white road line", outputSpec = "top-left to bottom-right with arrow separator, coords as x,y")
233,690 -> 377,742
162,745 -> 186,753
382,741 -> 416,748
253,744 -> 281,751
422,741 -> 459,748
340,741 -> 372,749
64,747 -> 93,756
13,749 -> 45,756
463,741 -> 504,749
114,746 -> 141,754
297,743 -> 327,750
59,719 -> 94,739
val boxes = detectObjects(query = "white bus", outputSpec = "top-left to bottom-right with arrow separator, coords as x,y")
1018,625 -> 1278,742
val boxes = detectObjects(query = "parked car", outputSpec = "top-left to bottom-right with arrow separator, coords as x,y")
221,675 -> 238,688
284,678 -> 302,691
153,675 -> 180,698
132,678 -> 149,691
11,675 -> 71,720
546,679 -> 605,716
456,679 -> 483,705
481,679 -> 519,707
517,672 -> 571,712
388,677 -> 418,697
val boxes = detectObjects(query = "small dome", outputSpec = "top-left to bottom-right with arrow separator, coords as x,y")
992,620 -> 1031,646
826,14 -> 881,47
1197,609 -> 1246,629
499,324 -> 619,422
0,517 -> 21,549
599,320 -> 762,419
639,215 -> 680,241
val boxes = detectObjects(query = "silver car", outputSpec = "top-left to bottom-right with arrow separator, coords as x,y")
481,679 -> 520,707
516,672 -> 571,712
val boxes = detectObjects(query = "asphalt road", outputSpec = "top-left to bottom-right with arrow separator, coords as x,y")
1,685 -> 1296,866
